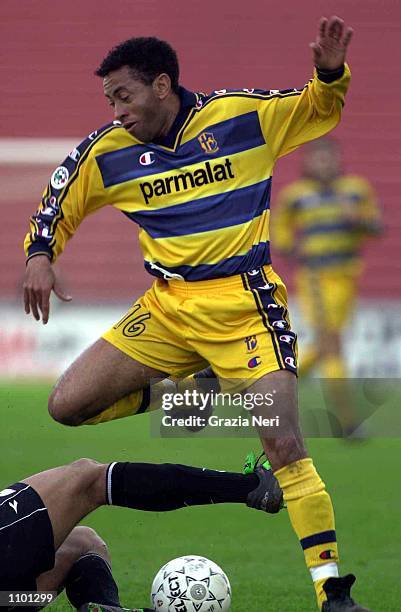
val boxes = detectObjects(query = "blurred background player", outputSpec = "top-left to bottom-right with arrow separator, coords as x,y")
273,137 -> 382,434
0,455 -> 281,610
274,137 -> 382,376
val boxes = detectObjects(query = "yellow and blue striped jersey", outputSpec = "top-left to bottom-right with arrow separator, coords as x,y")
273,173 -> 381,269
24,65 -> 350,281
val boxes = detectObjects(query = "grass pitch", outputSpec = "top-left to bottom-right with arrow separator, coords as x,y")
0,382 -> 399,611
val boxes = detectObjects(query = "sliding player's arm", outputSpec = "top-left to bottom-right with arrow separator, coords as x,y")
23,136 -> 109,324
258,16 -> 353,160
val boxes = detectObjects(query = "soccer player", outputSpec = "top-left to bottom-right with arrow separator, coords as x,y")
0,456 -> 281,610
274,137 -> 382,382
22,16 -> 368,610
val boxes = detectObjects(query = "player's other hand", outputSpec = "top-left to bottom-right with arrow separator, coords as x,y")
310,16 -> 353,71
23,255 -> 72,324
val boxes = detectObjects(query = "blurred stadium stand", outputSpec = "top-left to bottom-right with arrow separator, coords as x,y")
1,0 -> 400,303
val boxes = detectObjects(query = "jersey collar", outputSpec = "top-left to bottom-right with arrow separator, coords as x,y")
153,86 -> 197,149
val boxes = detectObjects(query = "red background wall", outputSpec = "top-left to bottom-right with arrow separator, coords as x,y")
1,0 -> 400,301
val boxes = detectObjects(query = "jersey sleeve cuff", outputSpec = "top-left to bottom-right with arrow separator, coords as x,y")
316,65 -> 345,83
26,243 -> 53,263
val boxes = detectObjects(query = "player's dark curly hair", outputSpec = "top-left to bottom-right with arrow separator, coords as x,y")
95,37 -> 180,93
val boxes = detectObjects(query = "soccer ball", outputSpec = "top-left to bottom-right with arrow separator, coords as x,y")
150,555 -> 231,611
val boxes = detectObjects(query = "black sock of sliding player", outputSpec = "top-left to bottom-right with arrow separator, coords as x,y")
65,553 -> 120,608
106,462 -> 259,510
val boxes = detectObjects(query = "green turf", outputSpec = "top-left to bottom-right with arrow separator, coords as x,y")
0,382 -> 399,611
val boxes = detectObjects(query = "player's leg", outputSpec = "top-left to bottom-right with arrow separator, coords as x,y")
319,329 -> 345,376
250,371 -> 335,607
187,267 -> 367,610
249,370 -> 369,610
318,271 -> 362,436
296,268 -> 359,435
105,460 -> 282,513
249,370 -> 307,467
22,459 -> 107,549
48,338 -> 166,426
318,270 -> 351,379
37,526 -> 122,609
48,283 -> 206,427
22,455 -> 282,555
296,268 -> 347,378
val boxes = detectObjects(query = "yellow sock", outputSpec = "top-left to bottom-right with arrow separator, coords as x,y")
83,380 -> 174,425
275,458 -> 339,610
299,346 -> 320,376
321,355 -> 347,378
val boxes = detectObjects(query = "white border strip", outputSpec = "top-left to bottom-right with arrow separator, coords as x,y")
0,139 -> 80,164
106,461 -> 117,505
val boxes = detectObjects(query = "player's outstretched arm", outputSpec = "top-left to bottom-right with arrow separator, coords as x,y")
310,15 -> 353,70
23,124 -> 122,324
23,254 -> 71,324
259,15 -> 353,160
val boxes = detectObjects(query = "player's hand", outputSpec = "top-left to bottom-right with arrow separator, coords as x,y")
23,255 -> 72,324
310,16 -> 353,71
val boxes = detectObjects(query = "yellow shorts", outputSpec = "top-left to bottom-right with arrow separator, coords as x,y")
102,265 -> 298,383
296,266 -> 358,332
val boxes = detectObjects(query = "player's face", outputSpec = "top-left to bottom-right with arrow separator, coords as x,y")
103,66 -> 168,142
303,147 -> 341,183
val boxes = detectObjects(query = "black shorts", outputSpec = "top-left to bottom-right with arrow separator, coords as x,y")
0,482 -> 55,591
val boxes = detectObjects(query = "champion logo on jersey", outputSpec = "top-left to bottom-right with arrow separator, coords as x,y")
285,356 -> 296,368
248,356 -> 262,368
139,151 -> 156,166
273,320 -> 288,330
280,335 -> 293,344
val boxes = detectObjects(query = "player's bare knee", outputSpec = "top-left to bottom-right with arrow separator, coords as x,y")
69,458 -> 107,506
65,526 -> 110,564
48,388 -> 85,427
74,526 -> 110,561
48,387 -> 69,424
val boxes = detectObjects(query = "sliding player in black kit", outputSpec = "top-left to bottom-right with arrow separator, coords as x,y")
0,456 -> 280,610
